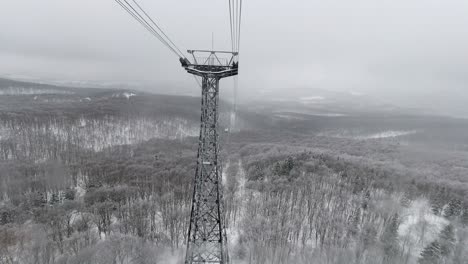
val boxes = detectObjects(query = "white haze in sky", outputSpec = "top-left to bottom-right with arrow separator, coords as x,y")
0,0 -> 467,116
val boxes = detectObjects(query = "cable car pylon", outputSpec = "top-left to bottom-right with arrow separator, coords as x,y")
181,50 -> 238,264
114,1 -> 243,263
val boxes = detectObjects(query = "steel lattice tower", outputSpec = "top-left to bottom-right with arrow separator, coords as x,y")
180,50 -> 238,264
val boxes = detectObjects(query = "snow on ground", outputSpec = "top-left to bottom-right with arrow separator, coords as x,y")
274,112 -> 347,120
300,96 -> 326,101
309,112 -> 347,117
226,160 -> 248,247
398,199 -> 449,257
161,248 -> 185,264
74,172 -> 87,199
0,87 -> 74,95
112,92 -> 136,99
69,210 -> 83,225
357,130 -> 418,140
222,162 -> 230,185
318,130 -> 418,140
123,92 -> 136,99
274,114 -> 307,120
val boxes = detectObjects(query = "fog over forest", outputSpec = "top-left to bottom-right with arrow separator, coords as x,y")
0,1 -> 468,264
1,0 -> 468,116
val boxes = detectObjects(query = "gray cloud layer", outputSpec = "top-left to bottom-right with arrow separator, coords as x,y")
1,0 -> 467,116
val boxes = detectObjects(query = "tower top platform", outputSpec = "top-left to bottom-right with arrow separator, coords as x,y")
180,50 -> 238,78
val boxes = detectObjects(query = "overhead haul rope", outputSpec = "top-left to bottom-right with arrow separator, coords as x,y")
130,0 -> 185,57
115,0 -> 204,97
237,0 -> 242,52
227,0 -> 242,144
229,1 -> 234,53
114,0 -> 185,58
229,0 -> 242,52
236,0 -> 240,52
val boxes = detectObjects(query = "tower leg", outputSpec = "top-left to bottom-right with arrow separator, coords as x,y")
185,76 -> 229,264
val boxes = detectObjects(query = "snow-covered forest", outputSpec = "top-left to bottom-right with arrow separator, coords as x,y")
0,78 -> 467,263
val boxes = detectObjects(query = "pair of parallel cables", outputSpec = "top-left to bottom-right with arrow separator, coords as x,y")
114,0 -> 184,58
229,0 -> 243,133
228,0 -> 243,53
115,0 -> 243,57
115,0 -> 242,131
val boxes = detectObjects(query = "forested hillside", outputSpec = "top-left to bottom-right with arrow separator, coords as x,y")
225,141 -> 467,263
0,78 -> 467,263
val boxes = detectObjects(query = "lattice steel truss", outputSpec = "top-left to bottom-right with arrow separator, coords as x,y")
181,50 -> 238,264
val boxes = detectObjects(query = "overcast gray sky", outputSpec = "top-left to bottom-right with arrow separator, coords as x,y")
1,0 -> 467,116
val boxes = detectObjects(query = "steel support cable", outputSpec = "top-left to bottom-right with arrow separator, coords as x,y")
229,0 -> 236,51
237,0 -> 240,52
229,0 -> 242,145
237,0 -> 242,53
236,0 -> 239,52
115,0 -> 168,50
193,75 -> 202,88
115,0 -> 180,57
229,0 -> 241,52
233,76 -> 238,127
121,0 -> 179,56
116,0 -> 177,56
233,0 -> 238,52
230,0 -> 242,52
229,0 -> 234,52
130,0 -> 185,58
